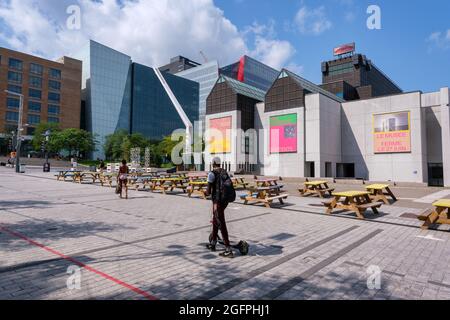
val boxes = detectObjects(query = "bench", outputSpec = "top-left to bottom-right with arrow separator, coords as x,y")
418,201 -> 450,229
356,202 -> 382,214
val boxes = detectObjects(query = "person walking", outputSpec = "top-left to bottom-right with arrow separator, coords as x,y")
205,157 -> 235,258
117,159 -> 129,199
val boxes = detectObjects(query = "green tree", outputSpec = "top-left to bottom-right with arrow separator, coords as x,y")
104,130 -> 128,161
56,128 -> 97,158
31,123 -> 62,154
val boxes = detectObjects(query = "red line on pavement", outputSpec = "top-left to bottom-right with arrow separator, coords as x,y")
0,224 -> 158,300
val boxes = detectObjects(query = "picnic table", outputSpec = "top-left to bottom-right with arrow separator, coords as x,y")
365,184 -> 397,204
323,191 -> 382,220
299,180 -> 334,198
241,184 -> 289,208
255,178 -> 283,189
99,172 -> 116,188
418,199 -> 450,229
73,171 -> 101,184
187,180 -> 209,199
232,177 -> 249,190
149,177 -> 188,194
55,170 -> 81,181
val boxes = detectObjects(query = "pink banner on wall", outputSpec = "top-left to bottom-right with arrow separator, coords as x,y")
270,114 -> 298,153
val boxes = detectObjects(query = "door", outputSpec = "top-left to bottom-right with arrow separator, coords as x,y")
428,163 -> 443,187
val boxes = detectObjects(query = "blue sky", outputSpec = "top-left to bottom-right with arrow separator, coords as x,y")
0,0 -> 448,93
215,0 -> 450,92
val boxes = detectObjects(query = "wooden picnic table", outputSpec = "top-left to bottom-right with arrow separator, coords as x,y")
232,177 -> 249,190
323,191 -> 382,220
299,180 -> 334,198
73,171 -> 102,184
365,184 -> 397,204
418,199 -> 450,229
187,180 -> 209,200
241,184 -> 288,208
149,177 -> 188,194
255,178 -> 283,190
55,170 -> 81,181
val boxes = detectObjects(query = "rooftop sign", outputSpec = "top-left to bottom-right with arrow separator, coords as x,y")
333,43 -> 356,56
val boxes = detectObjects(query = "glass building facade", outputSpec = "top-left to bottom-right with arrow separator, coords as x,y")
176,60 -> 219,129
132,63 -> 199,140
220,55 -> 279,92
76,41 -> 199,159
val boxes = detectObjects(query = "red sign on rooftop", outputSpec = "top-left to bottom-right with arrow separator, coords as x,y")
333,43 -> 356,56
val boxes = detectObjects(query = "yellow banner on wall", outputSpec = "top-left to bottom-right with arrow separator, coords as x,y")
209,116 -> 232,154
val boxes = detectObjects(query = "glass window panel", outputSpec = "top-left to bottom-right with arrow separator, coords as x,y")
30,63 -> 43,75
6,111 -> 19,122
48,92 -> 60,103
28,101 -> 41,113
48,80 -> 61,91
49,68 -> 61,79
29,88 -> 42,100
29,76 -> 42,88
7,97 -> 20,109
8,71 -> 22,83
9,58 -> 23,71
27,114 -> 41,125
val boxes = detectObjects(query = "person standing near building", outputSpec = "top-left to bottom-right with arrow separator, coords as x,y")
205,157 -> 236,258
117,159 -> 129,199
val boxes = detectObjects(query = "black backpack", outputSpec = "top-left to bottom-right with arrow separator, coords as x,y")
214,169 -> 236,204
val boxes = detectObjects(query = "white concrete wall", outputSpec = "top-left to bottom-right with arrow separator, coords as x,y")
341,92 -> 426,183
425,106 -> 443,163
440,88 -> 450,187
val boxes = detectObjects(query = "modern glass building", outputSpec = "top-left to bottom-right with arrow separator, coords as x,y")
75,41 -> 199,159
176,60 -> 219,129
220,55 -> 279,92
132,63 -> 199,140
75,40 -> 132,159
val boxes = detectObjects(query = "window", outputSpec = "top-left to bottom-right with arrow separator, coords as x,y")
328,63 -> 354,76
48,80 -> 61,91
49,68 -> 61,79
48,104 -> 60,115
7,97 -> 20,109
6,111 -> 19,122
27,114 -> 40,125
9,58 -> 23,71
7,84 -> 22,94
30,63 -> 43,75
48,117 -> 59,123
29,88 -> 42,100
27,127 -> 36,135
29,76 -> 42,88
48,92 -> 60,103
8,71 -> 22,83
28,101 -> 41,113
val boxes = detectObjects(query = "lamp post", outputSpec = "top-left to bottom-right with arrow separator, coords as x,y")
5,90 -> 24,173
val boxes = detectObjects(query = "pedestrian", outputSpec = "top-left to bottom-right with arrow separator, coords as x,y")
99,160 -> 106,173
117,159 -> 129,199
205,157 -> 235,258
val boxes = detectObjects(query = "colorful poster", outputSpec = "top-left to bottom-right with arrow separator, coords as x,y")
209,116 -> 232,154
270,114 -> 298,153
373,111 -> 411,153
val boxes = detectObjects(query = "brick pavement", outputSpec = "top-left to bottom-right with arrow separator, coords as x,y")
1,167 -> 450,300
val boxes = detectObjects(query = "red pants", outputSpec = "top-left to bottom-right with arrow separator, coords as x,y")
211,202 -> 230,247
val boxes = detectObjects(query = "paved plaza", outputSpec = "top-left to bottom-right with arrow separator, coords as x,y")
1,167 -> 450,300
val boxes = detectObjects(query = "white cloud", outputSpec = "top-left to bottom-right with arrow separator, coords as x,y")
0,0 -> 249,66
427,30 -> 450,51
0,0 -> 301,74
294,6 -> 332,35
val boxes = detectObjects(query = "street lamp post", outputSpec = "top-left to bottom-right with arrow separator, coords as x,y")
5,90 -> 24,173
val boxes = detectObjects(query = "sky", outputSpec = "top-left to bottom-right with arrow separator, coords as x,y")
0,0 -> 448,92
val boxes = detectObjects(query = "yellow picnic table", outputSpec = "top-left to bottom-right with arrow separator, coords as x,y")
187,180 -> 209,200
418,199 -> 450,229
73,171 -> 101,184
232,177 -> 249,190
149,177 -> 187,194
365,184 -> 397,204
241,184 -> 289,208
323,191 -> 382,220
299,180 -> 334,198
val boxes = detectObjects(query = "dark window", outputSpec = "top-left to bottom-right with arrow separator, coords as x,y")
48,117 -> 59,123
48,80 -> 61,91
29,88 -> 42,100
27,114 -> 40,125
30,63 -> 43,75
7,84 -> 22,94
27,127 -> 36,135
48,105 -> 60,115
336,163 -> 355,178
28,101 -> 41,113
49,68 -> 61,80
6,111 -> 19,122
7,97 -> 20,109
48,92 -> 60,103
9,58 -> 23,71
8,71 -> 22,83
29,76 -> 42,88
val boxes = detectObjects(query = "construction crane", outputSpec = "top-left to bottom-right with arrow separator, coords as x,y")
200,51 -> 208,63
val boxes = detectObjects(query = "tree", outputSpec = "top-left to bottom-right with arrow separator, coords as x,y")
104,131 -> 151,162
31,123 -> 62,154
56,128 -> 97,158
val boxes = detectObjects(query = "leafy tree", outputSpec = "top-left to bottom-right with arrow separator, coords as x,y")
31,123 -> 62,154
56,128 -> 97,158
104,130 -> 128,161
